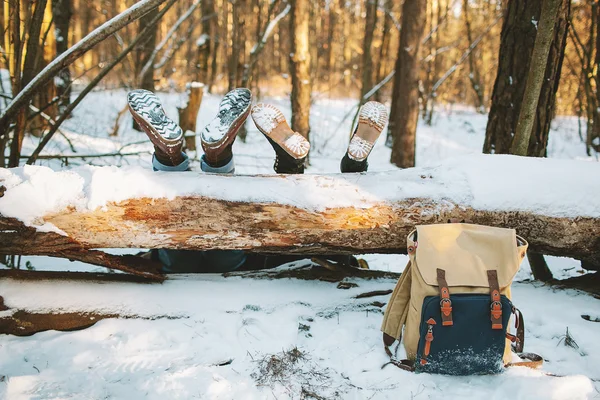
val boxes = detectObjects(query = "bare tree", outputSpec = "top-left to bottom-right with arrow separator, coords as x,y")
8,0 -> 48,167
484,0 -> 570,157
463,0 -> 485,113
289,0 -> 311,142
360,0 -> 377,99
52,0 -> 74,114
388,0 -> 427,168
511,0 -> 564,155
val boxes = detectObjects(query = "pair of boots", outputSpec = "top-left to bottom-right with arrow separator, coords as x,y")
127,88 -> 389,174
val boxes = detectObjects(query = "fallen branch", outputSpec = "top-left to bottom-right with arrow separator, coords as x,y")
0,217 -> 164,281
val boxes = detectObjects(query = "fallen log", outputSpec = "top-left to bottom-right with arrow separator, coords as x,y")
0,155 -> 599,270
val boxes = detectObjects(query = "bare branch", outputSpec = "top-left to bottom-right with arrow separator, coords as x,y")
138,0 -> 202,81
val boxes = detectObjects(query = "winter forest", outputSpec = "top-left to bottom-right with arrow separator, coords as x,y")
0,0 -> 599,398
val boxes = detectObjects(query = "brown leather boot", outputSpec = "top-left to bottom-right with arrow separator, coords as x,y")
127,89 -> 184,166
200,88 -> 252,167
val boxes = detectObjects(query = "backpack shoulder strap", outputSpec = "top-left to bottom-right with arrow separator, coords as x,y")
381,260 -> 412,358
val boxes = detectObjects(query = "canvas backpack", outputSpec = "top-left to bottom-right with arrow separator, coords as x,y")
381,223 -> 543,375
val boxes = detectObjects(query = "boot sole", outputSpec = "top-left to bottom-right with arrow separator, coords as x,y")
348,101 -> 388,162
127,90 -> 183,154
251,103 -> 310,159
201,88 -> 252,151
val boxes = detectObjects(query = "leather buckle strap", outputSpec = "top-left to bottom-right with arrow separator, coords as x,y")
506,352 -> 543,369
487,270 -> 502,330
436,268 -> 453,326
512,306 -> 525,353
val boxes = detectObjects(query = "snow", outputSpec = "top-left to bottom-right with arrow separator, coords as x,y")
0,271 -> 598,399
1,89 -> 599,398
196,33 -> 210,47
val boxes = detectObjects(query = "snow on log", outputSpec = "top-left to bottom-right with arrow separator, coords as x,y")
0,155 -> 599,268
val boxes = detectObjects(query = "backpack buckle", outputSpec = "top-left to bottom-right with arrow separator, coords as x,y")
490,301 -> 503,329
440,298 -> 453,320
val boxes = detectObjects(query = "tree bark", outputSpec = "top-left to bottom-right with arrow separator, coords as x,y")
289,0 -> 311,142
1,159 -> 598,269
177,82 -> 204,151
8,0 -> 48,167
510,0 -> 563,156
52,0 -> 72,114
483,0 -> 570,156
360,0 -> 377,99
135,8 -> 158,92
195,0 -> 214,84
591,1 -> 600,152
389,0 -> 427,168
374,0 -> 392,103
463,0 -> 485,113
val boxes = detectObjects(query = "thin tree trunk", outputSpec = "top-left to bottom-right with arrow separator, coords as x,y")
510,0 -> 563,156
135,8 -> 158,91
52,0 -> 73,114
389,0 -> 427,168
463,0 -> 485,113
9,0 -> 47,167
591,1 -> 600,152
289,0 -> 311,142
196,0 -> 214,84
374,0 -> 392,103
360,0 -> 377,99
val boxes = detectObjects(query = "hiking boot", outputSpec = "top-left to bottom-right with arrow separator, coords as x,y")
127,89 -> 184,166
251,103 -> 310,174
341,101 -> 388,173
200,88 -> 252,167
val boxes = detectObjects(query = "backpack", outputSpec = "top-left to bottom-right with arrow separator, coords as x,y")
381,223 -> 543,374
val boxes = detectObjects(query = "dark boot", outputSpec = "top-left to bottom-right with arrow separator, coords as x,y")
127,89 -> 184,166
200,88 -> 252,167
341,101 -> 388,173
251,103 -> 310,174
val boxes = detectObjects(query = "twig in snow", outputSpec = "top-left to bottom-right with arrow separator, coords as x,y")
354,290 -> 393,299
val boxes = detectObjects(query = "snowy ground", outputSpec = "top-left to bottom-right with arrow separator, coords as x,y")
1,88 -> 599,399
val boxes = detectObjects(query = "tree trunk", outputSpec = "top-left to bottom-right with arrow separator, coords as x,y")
374,0 -> 392,103
52,0 -> 73,114
132,7 -> 159,131
177,82 -> 204,151
289,0 -> 311,142
389,0 -> 427,168
195,0 -> 213,84
510,0 -> 563,156
2,157 -> 598,269
135,8 -> 158,92
591,1 -> 600,152
360,0 -> 377,98
483,0 -> 570,156
463,0 -> 485,113
8,0 -> 48,167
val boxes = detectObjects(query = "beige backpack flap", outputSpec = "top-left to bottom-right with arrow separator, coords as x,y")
414,224 -> 522,289
381,260 -> 412,357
